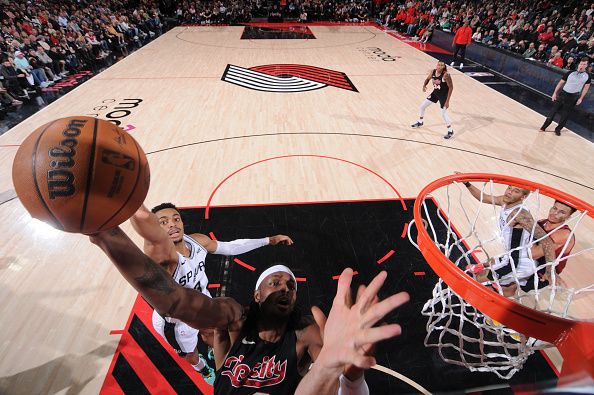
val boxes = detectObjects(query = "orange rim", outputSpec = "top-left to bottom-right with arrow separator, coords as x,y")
413,173 -> 594,381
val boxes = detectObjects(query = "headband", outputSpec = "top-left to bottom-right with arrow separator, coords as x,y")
255,265 -> 296,291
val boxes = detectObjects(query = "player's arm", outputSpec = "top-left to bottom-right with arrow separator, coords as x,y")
444,72 -> 453,108
191,232 -> 294,254
422,70 -> 432,92
512,210 -> 556,277
130,204 -> 177,264
456,174 -> 503,205
531,229 -> 575,261
90,227 -> 244,329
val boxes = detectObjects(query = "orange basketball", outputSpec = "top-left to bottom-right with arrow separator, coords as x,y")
12,116 -> 150,234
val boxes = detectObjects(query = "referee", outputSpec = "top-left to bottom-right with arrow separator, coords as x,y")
540,57 -> 591,136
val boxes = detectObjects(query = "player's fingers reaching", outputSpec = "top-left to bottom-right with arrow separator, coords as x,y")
361,292 -> 410,328
357,271 -> 387,313
354,324 -> 402,350
334,268 -> 353,306
311,306 -> 327,337
356,284 -> 366,304
269,235 -> 294,245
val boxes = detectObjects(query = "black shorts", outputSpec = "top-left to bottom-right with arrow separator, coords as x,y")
520,269 -> 549,292
428,91 -> 448,108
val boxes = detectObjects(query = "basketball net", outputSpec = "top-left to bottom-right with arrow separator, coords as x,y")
409,178 -> 594,380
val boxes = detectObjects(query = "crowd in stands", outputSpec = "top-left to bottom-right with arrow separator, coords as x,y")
173,0 -> 372,25
0,0 -> 163,117
379,0 -> 594,71
1,0 -> 592,121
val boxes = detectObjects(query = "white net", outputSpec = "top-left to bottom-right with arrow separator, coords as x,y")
409,179 -> 594,380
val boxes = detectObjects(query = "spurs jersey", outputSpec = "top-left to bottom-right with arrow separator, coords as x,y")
166,234 -> 211,323
493,204 -> 535,285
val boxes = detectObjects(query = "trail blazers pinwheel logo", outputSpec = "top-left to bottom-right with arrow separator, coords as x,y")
221,64 -> 358,93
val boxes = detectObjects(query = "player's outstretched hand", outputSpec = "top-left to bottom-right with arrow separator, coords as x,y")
314,268 -> 409,371
269,235 -> 294,245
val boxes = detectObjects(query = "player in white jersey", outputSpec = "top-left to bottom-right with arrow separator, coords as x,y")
131,202 -> 293,384
489,204 -> 536,287
458,176 -> 556,297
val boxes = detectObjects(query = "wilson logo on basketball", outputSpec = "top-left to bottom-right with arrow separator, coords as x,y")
221,64 -> 358,93
47,119 -> 87,199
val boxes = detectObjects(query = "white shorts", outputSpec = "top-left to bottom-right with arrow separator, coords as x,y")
152,309 -> 198,355
492,254 -> 536,286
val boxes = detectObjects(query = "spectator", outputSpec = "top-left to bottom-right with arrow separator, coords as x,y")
538,26 -> 555,45
523,42 -> 537,58
549,51 -> 564,68
482,29 -> 497,45
451,20 -> 472,68
564,56 -> 577,71
13,50 -> 50,88
0,58 -> 32,99
472,26 -> 483,42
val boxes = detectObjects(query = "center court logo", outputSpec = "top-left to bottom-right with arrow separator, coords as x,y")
221,64 -> 358,93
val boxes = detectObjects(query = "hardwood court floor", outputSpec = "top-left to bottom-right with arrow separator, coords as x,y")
0,25 -> 593,394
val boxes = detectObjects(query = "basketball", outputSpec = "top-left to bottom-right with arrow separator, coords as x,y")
11,116 -> 150,234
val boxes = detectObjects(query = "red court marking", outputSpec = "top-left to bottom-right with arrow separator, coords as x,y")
181,197 -> 412,210
123,124 -> 136,132
296,277 -> 307,282
205,154 -> 406,219
401,222 -> 409,238
109,330 -> 125,335
332,271 -> 358,280
470,249 -> 483,254
414,271 -> 426,276
234,258 -> 256,271
207,283 -> 221,288
377,250 -> 395,264
209,232 -> 217,240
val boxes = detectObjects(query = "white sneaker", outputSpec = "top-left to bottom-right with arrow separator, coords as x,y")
460,64 -> 464,69
450,61 -> 455,66
40,81 -> 49,88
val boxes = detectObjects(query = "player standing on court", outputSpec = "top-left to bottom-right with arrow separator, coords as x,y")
411,60 -> 455,139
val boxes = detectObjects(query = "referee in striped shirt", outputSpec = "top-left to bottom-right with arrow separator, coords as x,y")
540,57 -> 591,136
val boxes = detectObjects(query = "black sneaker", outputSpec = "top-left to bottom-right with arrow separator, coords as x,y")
555,130 -> 561,136
411,121 -> 423,128
443,130 -> 454,139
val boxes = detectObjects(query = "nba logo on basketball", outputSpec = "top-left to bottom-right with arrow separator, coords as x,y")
222,64 -> 358,93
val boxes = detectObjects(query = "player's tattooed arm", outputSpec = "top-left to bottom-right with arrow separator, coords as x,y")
91,227 -> 244,329
513,210 -> 556,273
135,255 -> 176,294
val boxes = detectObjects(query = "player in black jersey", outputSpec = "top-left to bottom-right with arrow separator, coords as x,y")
90,228 -> 409,394
411,60 -> 455,139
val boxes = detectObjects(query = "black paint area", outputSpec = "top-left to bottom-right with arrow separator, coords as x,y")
241,26 -> 316,40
